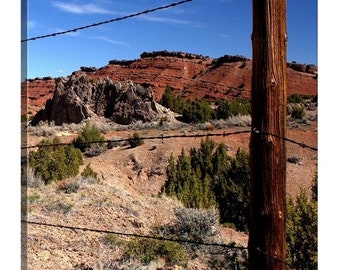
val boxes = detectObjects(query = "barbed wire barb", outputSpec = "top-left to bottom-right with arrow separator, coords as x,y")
251,128 -> 317,151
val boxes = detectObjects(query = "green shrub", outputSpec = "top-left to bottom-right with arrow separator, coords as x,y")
73,122 -> 105,152
163,146 -> 216,209
215,98 -> 251,120
160,85 -> 251,123
158,240 -> 189,267
159,116 -> 170,126
214,148 -> 250,231
286,189 -> 317,269
288,93 -> 304,103
104,234 -> 125,247
163,137 -> 250,231
28,138 -> 83,184
160,85 -> 185,113
291,106 -> 306,119
104,231 -> 189,267
182,99 -> 213,123
128,132 -> 144,148
81,163 -> 99,182
124,238 -> 188,267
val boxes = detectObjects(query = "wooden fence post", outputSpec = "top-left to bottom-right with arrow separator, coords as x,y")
248,0 -> 288,269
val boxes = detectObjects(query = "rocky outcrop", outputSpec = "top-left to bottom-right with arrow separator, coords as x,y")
140,50 -> 209,60
31,75 -> 159,126
287,62 -> 318,75
23,51 -> 318,115
109,81 -> 159,125
80,66 -> 97,72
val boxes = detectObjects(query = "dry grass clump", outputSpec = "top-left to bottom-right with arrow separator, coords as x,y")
224,115 -> 251,127
196,115 -> 252,131
27,122 -> 58,137
129,153 -> 143,172
44,200 -> 74,215
56,179 -> 80,194
22,166 -> 42,188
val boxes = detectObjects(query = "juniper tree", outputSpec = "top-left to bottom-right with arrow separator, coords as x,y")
163,138 -> 250,230
286,178 -> 318,269
29,138 -> 83,184
72,122 -> 105,152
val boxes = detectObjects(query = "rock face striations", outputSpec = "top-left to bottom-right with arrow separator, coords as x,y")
23,51 -> 318,116
31,75 -> 159,126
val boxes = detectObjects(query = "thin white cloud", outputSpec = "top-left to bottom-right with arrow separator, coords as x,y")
221,33 -> 231,39
95,36 -> 129,46
139,15 -> 190,25
52,1 -> 110,14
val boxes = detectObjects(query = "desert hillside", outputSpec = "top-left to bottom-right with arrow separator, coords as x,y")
24,113 -> 317,269
23,51 -> 317,269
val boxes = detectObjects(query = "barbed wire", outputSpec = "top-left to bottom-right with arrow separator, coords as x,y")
22,0 -> 194,43
22,219 -> 246,250
21,128 -> 317,151
251,128 -> 318,151
21,130 -> 251,149
23,219 -> 297,268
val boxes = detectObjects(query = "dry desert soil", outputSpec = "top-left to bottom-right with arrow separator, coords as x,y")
23,107 -> 317,269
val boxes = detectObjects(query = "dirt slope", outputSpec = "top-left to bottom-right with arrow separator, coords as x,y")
24,110 -> 317,269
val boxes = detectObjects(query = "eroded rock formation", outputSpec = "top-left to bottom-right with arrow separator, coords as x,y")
31,75 -> 159,126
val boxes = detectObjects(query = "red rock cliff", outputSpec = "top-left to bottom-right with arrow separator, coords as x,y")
22,51 -> 317,115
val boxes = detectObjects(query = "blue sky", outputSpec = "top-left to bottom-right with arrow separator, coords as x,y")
23,0 -> 317,80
